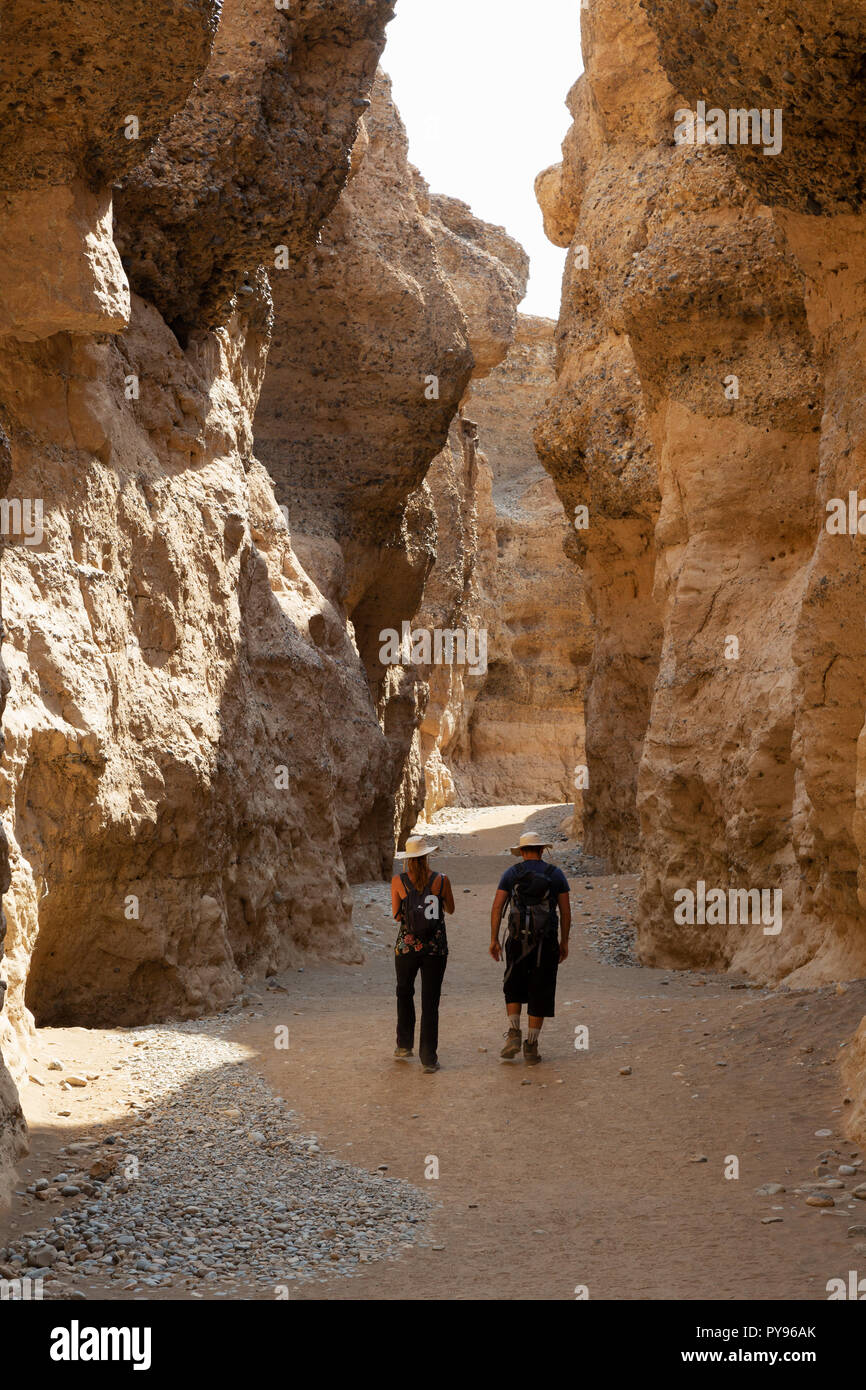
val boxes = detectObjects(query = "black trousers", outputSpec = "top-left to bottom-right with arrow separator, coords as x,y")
395,951 -> 448,1065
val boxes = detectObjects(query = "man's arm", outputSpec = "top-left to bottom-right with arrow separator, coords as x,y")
490,888 -> 509,960
557,891 -> 571,962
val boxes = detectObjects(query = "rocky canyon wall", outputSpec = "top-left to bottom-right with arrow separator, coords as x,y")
0,0 -> 531,1200
534,28 -> 664,867
0,0 -> 229,1202
538,0 -> 866,1010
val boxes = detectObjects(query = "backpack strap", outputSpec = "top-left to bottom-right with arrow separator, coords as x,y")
506,861 -> 532,900
397,872 -> 413,921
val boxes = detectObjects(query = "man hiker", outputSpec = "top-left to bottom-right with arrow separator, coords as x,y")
489,832 -> 570,1064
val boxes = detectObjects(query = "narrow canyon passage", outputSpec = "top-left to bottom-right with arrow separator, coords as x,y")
2,806 -> 864,1302
6,0 -> 866,1336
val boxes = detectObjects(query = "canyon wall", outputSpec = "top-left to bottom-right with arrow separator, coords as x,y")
254,109 -> 529,844
0,1 -> 528,1197
534,35 -> 663,866
538,0 -> 866,1005
0,0 -> 227,1203
441,316 -> 590,812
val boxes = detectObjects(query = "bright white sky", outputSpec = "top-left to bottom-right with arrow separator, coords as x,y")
382,0 -> 583,319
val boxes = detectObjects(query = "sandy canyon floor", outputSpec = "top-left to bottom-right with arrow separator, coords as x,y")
2,805 -> 866,1302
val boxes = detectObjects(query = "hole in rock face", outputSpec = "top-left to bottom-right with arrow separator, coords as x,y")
169,317 -> 191,350
308,611 -> 328,647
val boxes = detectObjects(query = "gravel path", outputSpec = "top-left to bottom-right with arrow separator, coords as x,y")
0,1021 -> 433,1298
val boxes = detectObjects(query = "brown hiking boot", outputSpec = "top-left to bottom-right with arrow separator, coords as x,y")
523,1038 -> 541,1066
394,1047 -> 413,1060
500,1026 -> 522,1059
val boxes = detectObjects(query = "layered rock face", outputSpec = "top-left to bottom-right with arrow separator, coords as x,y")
114,0 -> 397,338
254,78 -> 528,849
408,416 -> 489,823
637,0 -> 866,1130
440,316 -> 590,811
538,0 -> 866,1001
636,0 -> 866,988
0,0 -> 224,1202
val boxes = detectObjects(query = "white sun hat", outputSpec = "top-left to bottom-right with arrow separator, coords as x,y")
397,835 -> 440,859
509,831 -> 552,856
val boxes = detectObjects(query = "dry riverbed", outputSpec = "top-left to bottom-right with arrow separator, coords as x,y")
2,805 -> 866,1301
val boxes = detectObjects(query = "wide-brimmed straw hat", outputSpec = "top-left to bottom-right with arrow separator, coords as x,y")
397,835 -> 439,859
509,831 -> 552,857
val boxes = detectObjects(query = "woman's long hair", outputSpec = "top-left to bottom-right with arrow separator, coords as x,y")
406,854 -> 429,889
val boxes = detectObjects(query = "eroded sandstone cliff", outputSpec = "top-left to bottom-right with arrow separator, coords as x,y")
637,0 -> 866,1128
434,316 -> 591,813
0,2 -> 529,1202
534,19 -> 664,865
538,0 -> 866,1025
0,0 -> 226,1202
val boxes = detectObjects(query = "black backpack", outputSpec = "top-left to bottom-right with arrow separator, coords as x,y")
503,862 -> 557,981
399,872 -> 443,944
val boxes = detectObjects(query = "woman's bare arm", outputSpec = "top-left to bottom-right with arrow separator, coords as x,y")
438,873 -> 455,915
391,876 -> 406,920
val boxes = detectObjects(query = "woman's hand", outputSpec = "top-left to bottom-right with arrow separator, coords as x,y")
489,939 -> 502,961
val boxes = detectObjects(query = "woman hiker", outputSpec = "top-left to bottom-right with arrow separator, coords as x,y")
391,835 -> 455,1073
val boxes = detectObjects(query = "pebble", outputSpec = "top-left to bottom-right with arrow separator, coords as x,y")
619,1066 -> 632,1076
584,909 -> 638,968
806,1194 -> 835,1208
839,1165 -> 858,1176
755,1183 -> 785,1196
854,1185 -> 866,1200
66,1076 -> 88,1088
847,1224 -> 866,1237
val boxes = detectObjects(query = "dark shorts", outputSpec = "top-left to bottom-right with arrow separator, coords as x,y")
503,933 -> 559,1017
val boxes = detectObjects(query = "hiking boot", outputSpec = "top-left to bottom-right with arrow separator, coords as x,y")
394,1046 -> 414,1060
500,1026 -> 522,1059
523,1039 -> 541,1066
421,1059 -> 440,1074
